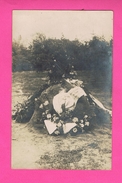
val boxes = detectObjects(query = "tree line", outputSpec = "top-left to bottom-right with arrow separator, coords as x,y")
12,34 -> 112,86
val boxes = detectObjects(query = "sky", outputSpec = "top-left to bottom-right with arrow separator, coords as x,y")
13,10 -> 113,46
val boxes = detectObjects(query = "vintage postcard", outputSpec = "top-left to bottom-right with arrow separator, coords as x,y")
0,0 -> 122,182
12,10 -> 113,170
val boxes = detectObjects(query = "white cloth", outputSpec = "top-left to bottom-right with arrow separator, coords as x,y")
44,120 -> 57,134
53,86 -> 87,115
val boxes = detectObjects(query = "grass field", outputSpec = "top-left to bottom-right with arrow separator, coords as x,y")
12,71 -> 112,169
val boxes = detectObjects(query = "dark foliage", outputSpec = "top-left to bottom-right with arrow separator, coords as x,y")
12,34 -> 112,87
13,82 -> 50,123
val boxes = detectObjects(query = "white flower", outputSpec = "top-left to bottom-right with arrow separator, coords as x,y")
44,100 -> 49,106
53,116 -> 59,122
47,114 -> 51,119
84,115 -> 88,119
45,110 -> 49,114
54,130 -> 60,135
80,124 -> 84,128
72,117 -> 78,123
42,112 -> 45,117
57,122 -> 62,127
80,120 -> 84,123
85,121 -> 90,126
35,98 -> 38,101
39,104 -> 43,109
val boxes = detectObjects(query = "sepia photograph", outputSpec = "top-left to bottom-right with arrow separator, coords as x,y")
12,10 -> 113,169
